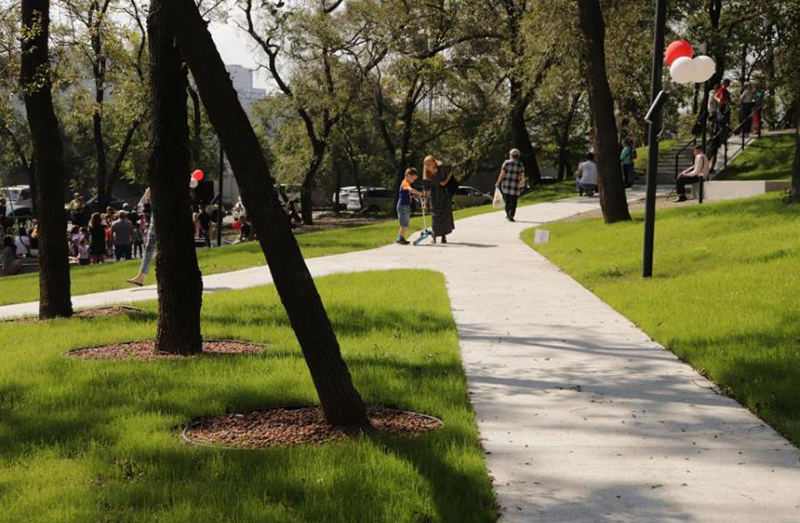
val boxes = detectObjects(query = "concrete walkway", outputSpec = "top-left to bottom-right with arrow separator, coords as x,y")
2,194 -> 799,522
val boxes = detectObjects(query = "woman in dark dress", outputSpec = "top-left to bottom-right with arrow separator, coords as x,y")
422,155 -> 455,244
88,212 -> 106,264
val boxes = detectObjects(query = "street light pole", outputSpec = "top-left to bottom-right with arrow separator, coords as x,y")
642,0 -> 668,278
217,141 -> 224,247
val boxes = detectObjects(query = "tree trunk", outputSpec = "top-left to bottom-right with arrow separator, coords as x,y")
557,93 -> 581,181
146,0 -> 203,354
187,85 -> 203,165
510,79 -> 542,184
91,29 -> 110,208
791,112 -> 800,203
576,0 -> 631,223
20,0 -> 73,319
162,0 -> 370,429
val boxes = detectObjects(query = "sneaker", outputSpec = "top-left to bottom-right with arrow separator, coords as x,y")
508,216 -> 516,222
676,195 -> 688,202
396,238 -> 410,245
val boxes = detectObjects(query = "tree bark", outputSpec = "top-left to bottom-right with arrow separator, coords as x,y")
791,111 -> 800,203
20,0 -> 73,319
509,78 -> 542,184
162,0 -> 370,429
187,85 -> 203,165
576,0 -> 631,223
146,0 -> 203,354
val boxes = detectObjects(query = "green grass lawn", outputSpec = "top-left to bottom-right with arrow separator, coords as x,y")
522,193 -> 800,446
715,133 -> 795,181
0,270 -> 497,523
0,181 -> 576,307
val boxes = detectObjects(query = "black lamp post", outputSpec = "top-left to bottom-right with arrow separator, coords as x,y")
642,0 -> 668,278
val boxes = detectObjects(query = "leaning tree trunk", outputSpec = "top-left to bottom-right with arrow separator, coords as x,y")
20,0 -> 73,319
510,79 -> 542,184
576,0 -> 631,223
146,0 -> 203,354
162,0 -> 370,429
791,112 -> 800,203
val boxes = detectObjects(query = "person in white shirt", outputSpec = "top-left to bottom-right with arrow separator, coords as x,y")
676,146 -> 711,202
574,152 -> 598,197
14,228 -> 31,257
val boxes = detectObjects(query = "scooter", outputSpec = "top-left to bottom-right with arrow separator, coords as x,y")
413,196 -> 432,246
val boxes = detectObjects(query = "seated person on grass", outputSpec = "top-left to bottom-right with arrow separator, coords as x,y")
396,167 -> 423,245
676,146 -> 710,202
574,152 -> 598,197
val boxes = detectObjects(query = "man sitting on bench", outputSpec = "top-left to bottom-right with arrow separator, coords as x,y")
676,146 -> 710,202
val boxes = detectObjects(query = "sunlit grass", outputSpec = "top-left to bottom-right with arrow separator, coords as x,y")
0,270 -> 497,523
715,134 -> 794,181
522,192 -> 800,445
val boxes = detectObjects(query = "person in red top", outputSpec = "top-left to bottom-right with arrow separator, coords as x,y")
715,79 -> 732,128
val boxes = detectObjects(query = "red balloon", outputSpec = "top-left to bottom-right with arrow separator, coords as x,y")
192,169 -> 204,181
665,40 -> 693,66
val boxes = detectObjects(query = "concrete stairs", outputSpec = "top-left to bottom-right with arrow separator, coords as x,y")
648,133 -> 759,186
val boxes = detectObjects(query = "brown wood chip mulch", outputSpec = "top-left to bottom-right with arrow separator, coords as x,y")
183,406 -> 444,448
4,306 -> 146,324
65,340 -> 266,361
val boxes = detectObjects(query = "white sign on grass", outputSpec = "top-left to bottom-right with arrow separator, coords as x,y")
534,229 -> 550,244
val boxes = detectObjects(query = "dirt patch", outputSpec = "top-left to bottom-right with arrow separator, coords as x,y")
183,405 -> 444,448
5,306 -> 146,324
293,215 -> 384,235
65,339 -> 266,361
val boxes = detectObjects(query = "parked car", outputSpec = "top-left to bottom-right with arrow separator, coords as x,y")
333,186 -> 378,210
453,186 -> 492,208
346,187 -> 394,214
83,195 -> 126,214
1,185 -> 33,209
6,206 -> 34,220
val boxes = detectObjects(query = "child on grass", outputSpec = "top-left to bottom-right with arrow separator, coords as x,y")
396,167 -> 422,245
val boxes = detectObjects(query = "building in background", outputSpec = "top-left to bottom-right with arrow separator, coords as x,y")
219,65 -> 267,205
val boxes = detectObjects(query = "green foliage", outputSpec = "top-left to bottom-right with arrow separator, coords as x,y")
522,193 -> 800,445
0,271 -> 498,522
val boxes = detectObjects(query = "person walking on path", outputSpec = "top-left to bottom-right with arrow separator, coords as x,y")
619,140 -> 635,187
574,152 -> 599,197
111,210 -> 134,261
127,188 -> 156,287
89,213 -> 106,264
396,168 -> 423,244
676,146 -> 710,202
495,149 -> 526,222
422,155 -> 455,244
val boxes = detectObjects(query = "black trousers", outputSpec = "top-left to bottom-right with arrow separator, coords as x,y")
676,176 -> 701,196
504,194 -> 519,218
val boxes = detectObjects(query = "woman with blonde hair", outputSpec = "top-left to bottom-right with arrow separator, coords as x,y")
422,155 -> 455,243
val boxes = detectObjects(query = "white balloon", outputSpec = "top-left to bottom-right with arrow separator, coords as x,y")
670,56 -> 696,85
189,178 -> 199,189
692,55 -> 716,83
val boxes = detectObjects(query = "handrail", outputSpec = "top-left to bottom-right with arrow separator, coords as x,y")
674,137 -> 697,181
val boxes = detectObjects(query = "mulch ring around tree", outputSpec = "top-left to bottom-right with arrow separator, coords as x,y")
64,339 -> 267,361
182,405 -> 444,448
5,306 -> 146,324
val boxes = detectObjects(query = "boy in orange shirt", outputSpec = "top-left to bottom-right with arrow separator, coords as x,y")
396,168 -> 422,245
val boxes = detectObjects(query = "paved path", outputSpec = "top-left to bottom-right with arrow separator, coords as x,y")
3,194 -> 799,522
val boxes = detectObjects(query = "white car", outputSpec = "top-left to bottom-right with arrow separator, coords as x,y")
2,185 -> 33,209
333,186 -> 379,210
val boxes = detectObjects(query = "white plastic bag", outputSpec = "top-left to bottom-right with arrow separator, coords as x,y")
492,187 -> 505,209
